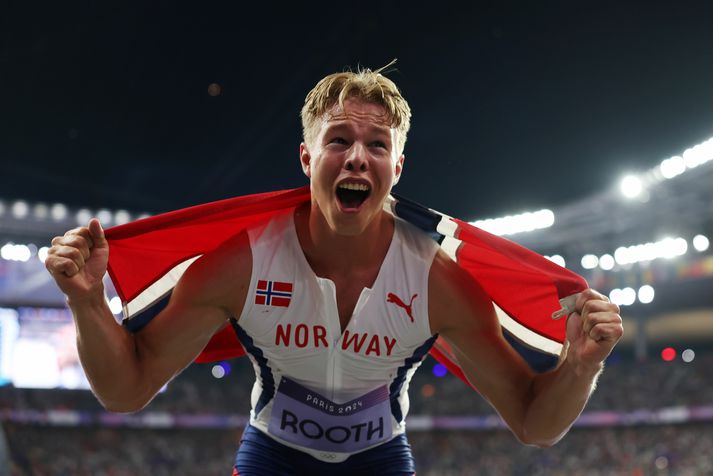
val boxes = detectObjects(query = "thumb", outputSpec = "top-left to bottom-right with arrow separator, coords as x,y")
88,219 -> 108,249
565,311 -> 584,343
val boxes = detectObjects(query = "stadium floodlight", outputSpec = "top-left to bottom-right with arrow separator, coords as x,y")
611,236 -> 688,265
682,349 -> 695,363
621,287 -> 636,306
581,254 -> 599,269
659,155 -> 686,179
620,175 -> 643,198
660,237 -> 688,259
546,255 -> 566,268
115,210 -> 131,225
470,208 -> 555,236
683,142 -> 712,169
11,200 -> 29,219
51,203 -> 68,221
76,208 -> 92,226
0,243 -> 31,262
38,246 -> 49,263
1,243 -> 14,261
609,288 -> 623,305
693,234 -> 710,252
14,244 -> 30,261
97,209 -> 113,226
211,364 -> 226,379
599,254 -> 615,271
638,285 -> 655,304
609,287 -> 636,306
33,203 -> 49,220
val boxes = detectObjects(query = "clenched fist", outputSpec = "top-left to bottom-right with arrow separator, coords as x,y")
566,288 -> 624,375
45,219 -> 109,302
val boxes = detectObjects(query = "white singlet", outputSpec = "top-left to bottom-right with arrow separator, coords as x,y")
233,209 -> 439,463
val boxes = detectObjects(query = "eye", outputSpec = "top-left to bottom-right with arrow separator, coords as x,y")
369,141 -> 387,149
329,137 -> 348,145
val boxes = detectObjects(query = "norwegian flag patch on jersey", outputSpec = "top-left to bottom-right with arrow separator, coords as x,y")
255,280 -> 293,307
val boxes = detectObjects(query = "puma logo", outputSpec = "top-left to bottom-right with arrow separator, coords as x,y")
386,293 -> 418,323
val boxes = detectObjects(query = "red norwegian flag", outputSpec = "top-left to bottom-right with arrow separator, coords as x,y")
105,186 -> 587,386
255,280 -> 293,307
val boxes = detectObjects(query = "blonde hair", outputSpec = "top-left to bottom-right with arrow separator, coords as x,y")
301,61 -> 412,155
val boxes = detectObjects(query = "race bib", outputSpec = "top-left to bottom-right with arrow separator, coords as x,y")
268,377 -> 393,453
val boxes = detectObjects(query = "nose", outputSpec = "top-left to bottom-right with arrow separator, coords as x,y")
344,142 -> 368,172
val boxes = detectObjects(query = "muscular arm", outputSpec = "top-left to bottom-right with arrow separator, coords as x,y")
429,251 -> 622,447
47,220 -> 251,412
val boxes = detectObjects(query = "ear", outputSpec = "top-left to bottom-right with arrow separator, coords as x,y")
392,154 -> 405,185
299,143 -> 312,178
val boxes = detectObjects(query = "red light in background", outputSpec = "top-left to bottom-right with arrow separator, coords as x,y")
661,347 -> 676,362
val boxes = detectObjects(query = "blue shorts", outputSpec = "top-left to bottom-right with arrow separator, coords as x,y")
234,425 -> 416,476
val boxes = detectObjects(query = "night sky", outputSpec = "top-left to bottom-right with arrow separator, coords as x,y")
3,1 -> 713,221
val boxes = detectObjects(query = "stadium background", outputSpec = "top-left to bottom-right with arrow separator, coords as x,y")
2,2 -> 713,474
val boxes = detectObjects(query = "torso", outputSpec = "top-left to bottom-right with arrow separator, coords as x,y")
232,208 -> 439,462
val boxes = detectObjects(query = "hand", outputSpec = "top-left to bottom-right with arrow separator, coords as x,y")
565,288 -> 623,374
45,219 -> 109,302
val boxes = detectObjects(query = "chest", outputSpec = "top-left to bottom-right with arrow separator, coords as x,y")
330,274 -> 377,334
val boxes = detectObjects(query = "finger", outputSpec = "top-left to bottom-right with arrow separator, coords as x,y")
50,234 -> 92,261
48,245 -> 86,269
581,299 -> 620,319
575,288 -> 610,312
46,256 -> 81,277
88,219 -> 108,249
588,322 -> 624,342
565,311 -> 585,342
582,310 -> 623,335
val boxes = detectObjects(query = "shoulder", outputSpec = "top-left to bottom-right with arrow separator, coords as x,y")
393,217 -> 440,261
173,229 -> 253,316
428,249 -> 499,336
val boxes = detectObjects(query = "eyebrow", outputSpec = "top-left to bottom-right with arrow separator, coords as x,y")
323,121 -> 392,138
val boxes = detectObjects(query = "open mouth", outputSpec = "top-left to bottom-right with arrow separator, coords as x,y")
336,182 -> 371,210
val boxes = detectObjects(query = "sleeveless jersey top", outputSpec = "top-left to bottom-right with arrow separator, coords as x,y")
233,209 -> 439,463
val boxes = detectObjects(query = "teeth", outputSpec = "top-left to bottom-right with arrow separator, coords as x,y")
338,183 -> 370,192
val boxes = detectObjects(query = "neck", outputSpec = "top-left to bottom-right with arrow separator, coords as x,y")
295,203 -> 394,277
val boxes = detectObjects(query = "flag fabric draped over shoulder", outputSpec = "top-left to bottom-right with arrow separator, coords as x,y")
105,186 -> 588,388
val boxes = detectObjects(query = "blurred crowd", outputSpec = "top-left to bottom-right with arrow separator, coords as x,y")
4,423 -> 712,475
3,349 -> 711,416
2,350 -> 713,474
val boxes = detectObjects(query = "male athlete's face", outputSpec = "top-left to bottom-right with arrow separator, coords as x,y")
300,99 -> 404,235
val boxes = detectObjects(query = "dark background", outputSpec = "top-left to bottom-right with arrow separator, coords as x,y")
3,1 -> 713,219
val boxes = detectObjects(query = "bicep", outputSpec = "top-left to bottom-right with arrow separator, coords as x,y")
429,252 -> 535,435
131,232 -> 252,396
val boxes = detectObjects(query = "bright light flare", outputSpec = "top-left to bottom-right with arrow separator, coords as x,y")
620,175 -> 643,198
581,254 -> 599,270
638,285 -> 655,304
211,364 -> 226,378
1,243 -> 31,262
599,254 -> 615,271
51,203 -> 68,221
471,209 -> 555,236
693,235 -> 710,252
613,237 -> 688,265
12,201 -> 29,219
609,287 -> 636,306
682,349 -> 695,363
546,255 -> 566,268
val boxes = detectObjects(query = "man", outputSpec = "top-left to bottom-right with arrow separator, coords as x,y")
46,66 -> 623,475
